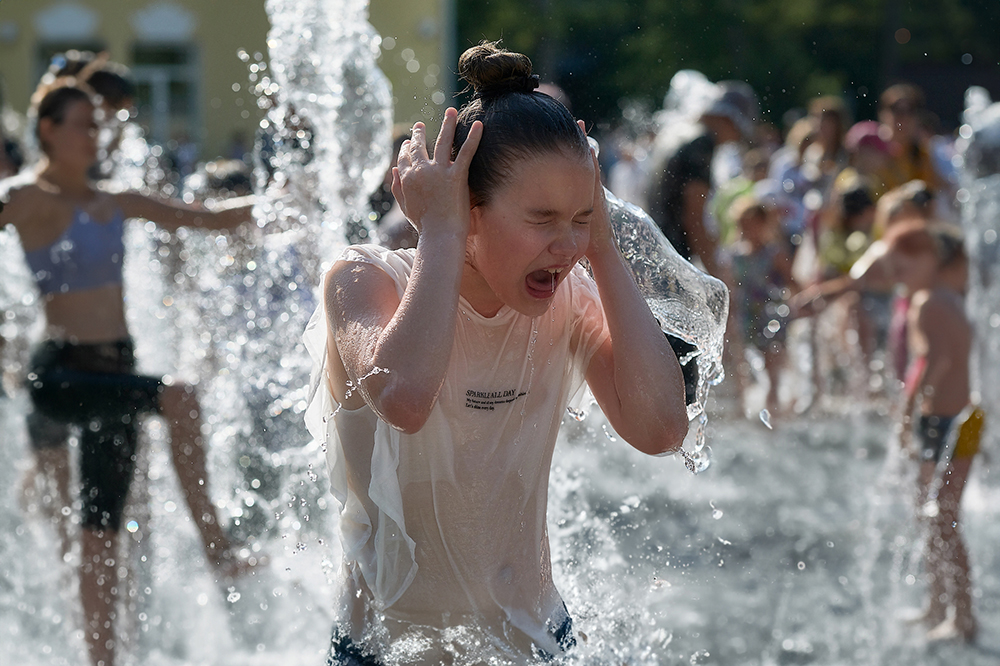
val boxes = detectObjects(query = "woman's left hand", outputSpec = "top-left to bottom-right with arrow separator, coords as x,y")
577,121 -> 617,261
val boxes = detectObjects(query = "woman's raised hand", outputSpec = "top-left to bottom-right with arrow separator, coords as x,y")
578,120 -> 616,260
391,107 -> 482,239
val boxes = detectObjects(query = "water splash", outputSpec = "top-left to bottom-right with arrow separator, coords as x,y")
602,188 -> 729,471
759,409 -> 773,429
959,87 -> 1000,452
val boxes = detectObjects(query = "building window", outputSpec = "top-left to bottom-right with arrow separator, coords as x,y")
130,43 -> 199,153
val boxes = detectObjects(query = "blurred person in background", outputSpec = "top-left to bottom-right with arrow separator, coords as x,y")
878,84 -> 943,195
646,78 -> 759,279
711,146 -> 771,248
729,195 -> 797,416
837,120 -> 892,201
0,79 -> 257,666
799,96 -> 850,198
887,221 -> 979,643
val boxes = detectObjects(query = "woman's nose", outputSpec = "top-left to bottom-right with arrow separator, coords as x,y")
549,225 -> 579,257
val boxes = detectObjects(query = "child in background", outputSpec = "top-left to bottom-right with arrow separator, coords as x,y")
729,195 -> 795,416
886,221 -> 979,643
838,120 -> 891,201
305,42 -> 689,663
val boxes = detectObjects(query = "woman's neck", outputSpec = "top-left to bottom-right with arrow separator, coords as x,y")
38,160 -> 92,199
460,260 -> 504,318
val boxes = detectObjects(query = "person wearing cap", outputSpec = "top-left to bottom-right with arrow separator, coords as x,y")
645,78 -> 759,279
836,120 -> 893,201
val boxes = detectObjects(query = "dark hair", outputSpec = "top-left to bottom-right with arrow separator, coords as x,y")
32,80 -> 94,150
886,221 -> 965,266
930,223 -> 966,267
86,69 -> 135,110
452,41 -> 588,206
879,83 -> 925,113
841,184 -> 874,219
49,51 -> 135,110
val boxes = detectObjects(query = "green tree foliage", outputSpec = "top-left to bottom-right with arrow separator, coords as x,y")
457,0 -> 999,130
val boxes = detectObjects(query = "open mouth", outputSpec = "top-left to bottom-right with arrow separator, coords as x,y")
525,267 -> 563,299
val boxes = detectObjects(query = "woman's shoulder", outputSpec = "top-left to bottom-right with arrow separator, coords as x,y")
327,244 -> 415,294
0,175 -> 64,231
339,243 -> 414,266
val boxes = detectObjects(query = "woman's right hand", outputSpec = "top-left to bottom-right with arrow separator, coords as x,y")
391,107 -> 482,239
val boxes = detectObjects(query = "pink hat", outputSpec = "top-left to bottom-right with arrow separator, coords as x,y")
845,120 -> 890,154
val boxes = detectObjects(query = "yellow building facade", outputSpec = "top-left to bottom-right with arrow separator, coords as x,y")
0,0 -> 453,160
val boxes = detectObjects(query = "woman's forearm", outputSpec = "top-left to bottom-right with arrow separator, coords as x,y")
587,243 -> 689,453
363,230 -> 466,432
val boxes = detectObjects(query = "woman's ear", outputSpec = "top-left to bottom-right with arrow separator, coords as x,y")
468,202 -> 482,236
37,117 -> 56,151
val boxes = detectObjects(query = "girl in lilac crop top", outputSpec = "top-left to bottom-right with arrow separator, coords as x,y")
24,208 -> 125,295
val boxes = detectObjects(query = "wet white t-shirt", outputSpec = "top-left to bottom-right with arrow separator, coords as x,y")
304,244 -> 609,657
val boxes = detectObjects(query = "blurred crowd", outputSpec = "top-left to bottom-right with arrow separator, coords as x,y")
598,71 -> 967,417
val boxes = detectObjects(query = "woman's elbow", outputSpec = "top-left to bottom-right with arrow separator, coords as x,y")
631,411 -> 689,456
373,385 -> 436,434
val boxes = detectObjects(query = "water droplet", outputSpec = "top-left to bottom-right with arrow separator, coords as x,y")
710,501 -> 723,520
681,448 -> 712,473
125,520 -> 139,533
759,409 -> 773,429
797,561 -> 806,570
227,589 -> 241,603
566,406 -> 587,421
690,649 -> 710,664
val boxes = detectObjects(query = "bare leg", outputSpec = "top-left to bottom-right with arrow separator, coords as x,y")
915,461 -> 949,626
23,446 -> 74,561
159,384 -> 232,571
927,456 -> 977,641
80,527 -> 118,666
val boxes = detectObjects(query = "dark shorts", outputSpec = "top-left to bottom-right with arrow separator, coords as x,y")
916,414 -> 955,464
25,338 -> 163,531
326,611 -> 576,665
665,333 -> 699,407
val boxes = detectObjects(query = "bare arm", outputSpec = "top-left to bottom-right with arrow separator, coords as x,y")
326,109 -> 483,433
681,179 -> 721,278
583,147 -> 688,455
116,192 -> 254,232
897,294 -> 934,454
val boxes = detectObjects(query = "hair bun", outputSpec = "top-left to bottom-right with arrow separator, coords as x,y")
459,41 -> 538,98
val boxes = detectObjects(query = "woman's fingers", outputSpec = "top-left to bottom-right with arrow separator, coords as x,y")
453,120 -> 483,172
409,122 -> 429,160
396,140 -> 412,170
590,148 -> 606,206
390,167 -> 403,206
433,107 -> 458,162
